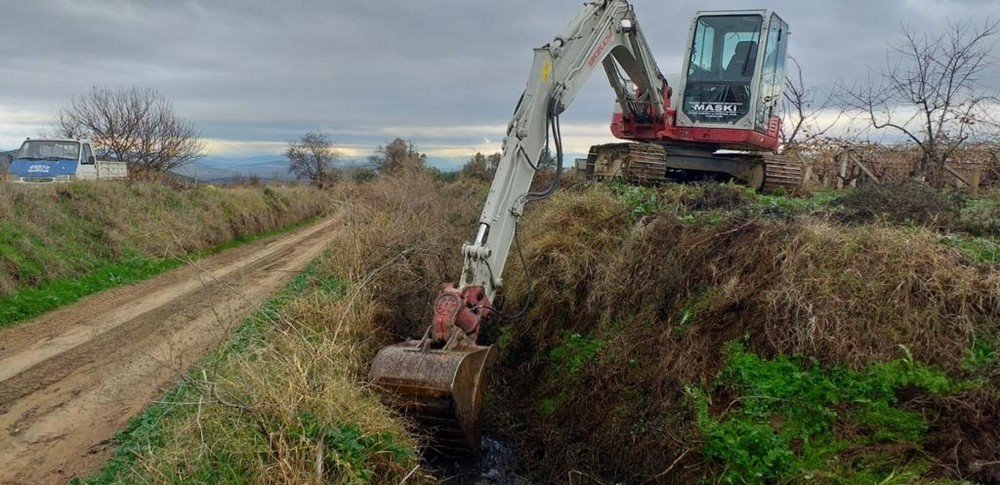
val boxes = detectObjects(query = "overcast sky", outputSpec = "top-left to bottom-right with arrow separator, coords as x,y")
1,0 -> 999,159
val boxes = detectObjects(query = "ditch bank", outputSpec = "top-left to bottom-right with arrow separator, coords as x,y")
0,182 -> 333,327
486,183 -> 1000,483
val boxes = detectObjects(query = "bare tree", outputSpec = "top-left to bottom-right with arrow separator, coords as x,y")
370,138 -> 426,175
57,86 -> 205,178
844,20 -> 1000,180
286,131 -> 340,187
782,57 -> 843,147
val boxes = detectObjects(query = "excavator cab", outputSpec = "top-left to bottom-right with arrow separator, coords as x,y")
677,10 -> 790,136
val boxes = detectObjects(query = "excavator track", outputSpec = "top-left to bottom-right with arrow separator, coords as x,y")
758,154 -> 806,193
586,143 -> 670,185
586,142 -> 807,192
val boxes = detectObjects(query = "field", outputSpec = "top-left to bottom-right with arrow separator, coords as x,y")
75,173 -> 1000,483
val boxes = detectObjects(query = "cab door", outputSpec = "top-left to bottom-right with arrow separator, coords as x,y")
753,14 -> 789,133
77,143 -> 98,180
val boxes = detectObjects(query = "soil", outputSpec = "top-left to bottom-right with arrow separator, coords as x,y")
0,216 -> 340,484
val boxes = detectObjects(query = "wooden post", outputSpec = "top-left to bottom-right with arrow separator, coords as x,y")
837,153 -> 847,189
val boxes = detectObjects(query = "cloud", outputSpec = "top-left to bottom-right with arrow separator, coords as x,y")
2,0 -> 998,155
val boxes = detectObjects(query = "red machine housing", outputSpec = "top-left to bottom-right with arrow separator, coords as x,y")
610,86 -> 782,152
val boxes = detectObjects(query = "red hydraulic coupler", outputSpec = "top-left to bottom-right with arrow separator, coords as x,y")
431,284 -> 491,343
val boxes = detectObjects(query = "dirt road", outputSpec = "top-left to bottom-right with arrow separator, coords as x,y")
0,217 -> 338,484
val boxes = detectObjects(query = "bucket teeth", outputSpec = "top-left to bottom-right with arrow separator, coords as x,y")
370,340 -> 495,453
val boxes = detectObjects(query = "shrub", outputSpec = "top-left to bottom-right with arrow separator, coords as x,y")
832,182 -> 961,228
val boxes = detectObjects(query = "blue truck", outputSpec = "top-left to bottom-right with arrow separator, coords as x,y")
3,138 -> 127,183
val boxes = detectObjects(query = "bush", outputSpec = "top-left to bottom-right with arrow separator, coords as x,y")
832,182 -> 961,228
957,194 -> 1000,237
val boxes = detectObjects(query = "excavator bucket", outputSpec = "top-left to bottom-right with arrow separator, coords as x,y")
369,339 -> 495,453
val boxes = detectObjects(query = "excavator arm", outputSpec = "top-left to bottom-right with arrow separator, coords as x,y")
369,0 -> 668,453
441,0 -> 667,342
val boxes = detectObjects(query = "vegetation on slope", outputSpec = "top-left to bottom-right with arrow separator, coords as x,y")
85,173 -> 482,483
494,182 -> 999,483
85,175 -> 999,483
0,182 -> 332,327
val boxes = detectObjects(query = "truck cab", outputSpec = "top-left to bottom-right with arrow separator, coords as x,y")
8,139 -> 127,183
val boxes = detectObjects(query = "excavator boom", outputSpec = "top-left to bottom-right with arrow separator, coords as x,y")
370,0 -> 796,454
370,0 -> 671,453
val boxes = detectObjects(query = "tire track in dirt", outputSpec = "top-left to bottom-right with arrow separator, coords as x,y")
0,215 -> 340,484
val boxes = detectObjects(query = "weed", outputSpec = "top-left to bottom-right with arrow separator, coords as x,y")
608,182 -> 662,218
957,196 -> 1000,237
550,333 -> 604,376
962,336 -> 998,375
833,183 -> 961,228
941,234 -> 999,264
692,344 -> 957,484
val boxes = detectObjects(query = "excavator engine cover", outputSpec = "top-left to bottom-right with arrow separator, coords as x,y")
369,339 -> 495,453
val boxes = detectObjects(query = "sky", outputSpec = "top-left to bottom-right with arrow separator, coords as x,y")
1,0 -> 999,162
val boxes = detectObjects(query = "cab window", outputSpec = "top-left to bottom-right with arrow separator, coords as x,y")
82,144 -> 95,164
687,15 -> 763,83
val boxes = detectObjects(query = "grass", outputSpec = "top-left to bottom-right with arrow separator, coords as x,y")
57,177 -> 1000,483
0,213 -> 325,330
77,265 -> 324,484
941,234 -> 999,264
691,343 -> 964,484
0,182 -> 333,298
492,183 -> 999,482
78,174 -> 474,483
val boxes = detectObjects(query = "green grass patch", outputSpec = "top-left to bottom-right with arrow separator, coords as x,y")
533,333 -> 605,417
0,214 -> 323,331
754,189 -> 840,213
941,234 -> 999,264
691,343 -> 962,484
608,183 -> 663,219
550,333 -> 604,376
0,256 -> 182,330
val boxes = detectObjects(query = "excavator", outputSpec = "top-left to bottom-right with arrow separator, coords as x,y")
370,0 -> 794,453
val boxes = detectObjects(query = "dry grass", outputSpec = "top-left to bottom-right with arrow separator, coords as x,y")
101,174 -> 483,483
93,178 -> 999,483
0,182 -> 331,296
495,184 -> 1000,482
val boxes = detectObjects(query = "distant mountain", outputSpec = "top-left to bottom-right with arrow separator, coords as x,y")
3,150 -> 583,181
177,154 -> 471,184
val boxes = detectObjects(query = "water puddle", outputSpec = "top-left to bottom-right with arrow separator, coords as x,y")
430,435 -> 527,484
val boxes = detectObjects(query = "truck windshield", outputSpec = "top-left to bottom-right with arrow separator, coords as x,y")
17,141 -> 80,161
